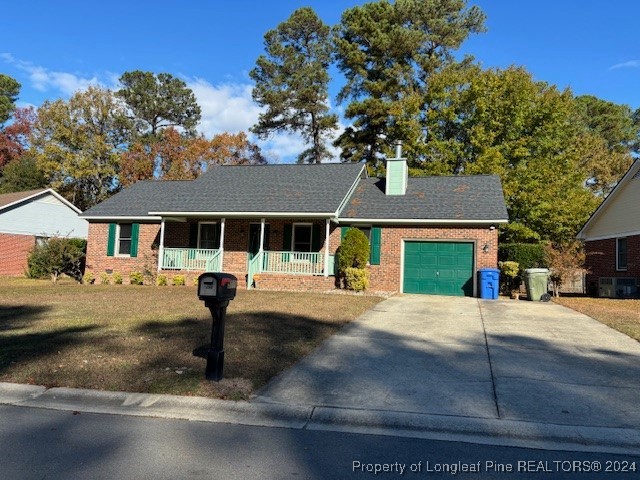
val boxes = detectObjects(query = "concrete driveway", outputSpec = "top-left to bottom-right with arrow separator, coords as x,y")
254,295 -> 640,429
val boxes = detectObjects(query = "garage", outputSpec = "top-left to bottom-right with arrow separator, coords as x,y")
403,241 -> 474,296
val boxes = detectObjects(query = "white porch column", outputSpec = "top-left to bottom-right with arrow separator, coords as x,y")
157,218 -> 166,271
259,218 -> 266,252
219,217 -> 226,270
324,218 -> 330,277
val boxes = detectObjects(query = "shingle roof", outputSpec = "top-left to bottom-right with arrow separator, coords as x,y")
340,175 -> 508,221
82,163 -> 365,217
0,188 -> 47,210
82,165 -> 509,222
82,181 -> 193,217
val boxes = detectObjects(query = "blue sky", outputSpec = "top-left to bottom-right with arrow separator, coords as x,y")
2,0 -> 639,161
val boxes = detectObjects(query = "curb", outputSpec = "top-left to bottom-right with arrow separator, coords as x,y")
1,382 -> 639,455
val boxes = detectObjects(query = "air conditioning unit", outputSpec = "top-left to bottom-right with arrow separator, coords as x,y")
598,277 -> 638,298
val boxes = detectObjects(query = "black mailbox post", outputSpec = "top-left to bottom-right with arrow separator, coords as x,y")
198,272 -> 237,381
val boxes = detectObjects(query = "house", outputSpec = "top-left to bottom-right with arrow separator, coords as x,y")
0,188 -> 89,276
577,159 -> 640,298
82,147 -> 508,296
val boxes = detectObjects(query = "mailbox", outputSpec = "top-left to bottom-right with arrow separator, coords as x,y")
198,273 -> 237,303
197,272 -> 238,382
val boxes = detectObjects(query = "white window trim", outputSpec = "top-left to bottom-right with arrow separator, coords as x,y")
115,223 -> 133,257
292,223 -> 313,253
197,221 -> 218,250
616,237 -> 628,271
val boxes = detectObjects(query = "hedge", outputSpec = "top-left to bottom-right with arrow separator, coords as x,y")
498,243 -> 545,271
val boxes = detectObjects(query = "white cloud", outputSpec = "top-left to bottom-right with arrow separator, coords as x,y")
188,78 -> 262,136
609,60 -> 640,70
1,53 -> 103,96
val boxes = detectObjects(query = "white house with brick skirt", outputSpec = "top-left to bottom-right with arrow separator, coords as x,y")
0,189 -> 88,276
82,147 -> 509,296
577,159 -> 640,298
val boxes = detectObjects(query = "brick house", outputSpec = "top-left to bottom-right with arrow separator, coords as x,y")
577,160 -> 640,298
0,188 -> 88,276
82,148 -> 508,296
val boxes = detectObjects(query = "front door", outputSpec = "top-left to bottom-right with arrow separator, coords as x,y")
248,223 -> 271,259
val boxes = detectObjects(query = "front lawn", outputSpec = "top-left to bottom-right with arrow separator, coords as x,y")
0,278 -> 381,399
554,296 -> 640,342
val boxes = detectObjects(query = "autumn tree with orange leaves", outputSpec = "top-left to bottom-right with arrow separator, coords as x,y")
119,129 -> 266,187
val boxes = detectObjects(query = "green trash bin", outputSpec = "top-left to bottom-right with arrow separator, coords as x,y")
524,268 -> 550,301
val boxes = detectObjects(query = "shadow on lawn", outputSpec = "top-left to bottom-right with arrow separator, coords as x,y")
0,305 -> 50,330
0,325 -> 98,375
132,311 -> 346,389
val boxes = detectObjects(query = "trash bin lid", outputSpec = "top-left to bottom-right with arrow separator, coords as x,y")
479,268 -> 500,273
524,268 -> 549,274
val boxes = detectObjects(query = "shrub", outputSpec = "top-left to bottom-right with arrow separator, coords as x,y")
173,275 -> 186,286
100,272 -> 111,285
498,243 -> 545,270
129,271 -> 144,285
498,261 -> 521,295
82,271 -> 95,285
113,271 -> 123,285
543,241 -> 586,297
156,274 -> 168,286
27,236 -> 86,283
338,228 -> 370,271
344,267 -> 370,292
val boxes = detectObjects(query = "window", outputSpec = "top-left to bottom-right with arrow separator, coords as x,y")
107,223 -> 138,258
198,222 -> 219,250
293,224 -> 312,252
617,237 -> 628,271
356,226 -> 371,242
117,224 -> 132,256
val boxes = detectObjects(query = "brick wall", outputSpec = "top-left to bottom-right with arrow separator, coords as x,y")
85,219 -> 498,293
368,225 -> 498,294
585,235 -> 640,294
255,273 -> 339,293
0,233 -> 36,276
85,222 -> 161,283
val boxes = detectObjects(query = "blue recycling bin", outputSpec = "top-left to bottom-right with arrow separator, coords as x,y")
479,268 -> 500,300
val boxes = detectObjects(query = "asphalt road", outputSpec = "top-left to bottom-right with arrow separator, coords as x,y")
1,405 -> 639,480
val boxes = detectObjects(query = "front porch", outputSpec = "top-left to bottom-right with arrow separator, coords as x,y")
157,217 -> 339,288
160,247 -> 335,286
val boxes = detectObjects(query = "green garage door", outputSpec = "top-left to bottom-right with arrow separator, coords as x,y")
403,242 -> 474,296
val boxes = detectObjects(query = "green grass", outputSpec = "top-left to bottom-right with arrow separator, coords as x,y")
0,278 -> 382,399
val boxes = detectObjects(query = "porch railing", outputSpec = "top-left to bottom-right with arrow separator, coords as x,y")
162,248 -> 222,271
263,251 -> 335,276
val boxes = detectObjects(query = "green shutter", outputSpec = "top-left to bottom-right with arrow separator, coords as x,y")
130,223 -> 140,258
312,224 -> 321,252
341,226 -> 349,240
107,223 -> 116,256
370,226 -> 381,265
283,224 -> 292,250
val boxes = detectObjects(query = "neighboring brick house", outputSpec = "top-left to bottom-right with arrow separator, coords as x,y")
0,189 -> 88,276
82,147 -> 508,296
577,160 -> 640,298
